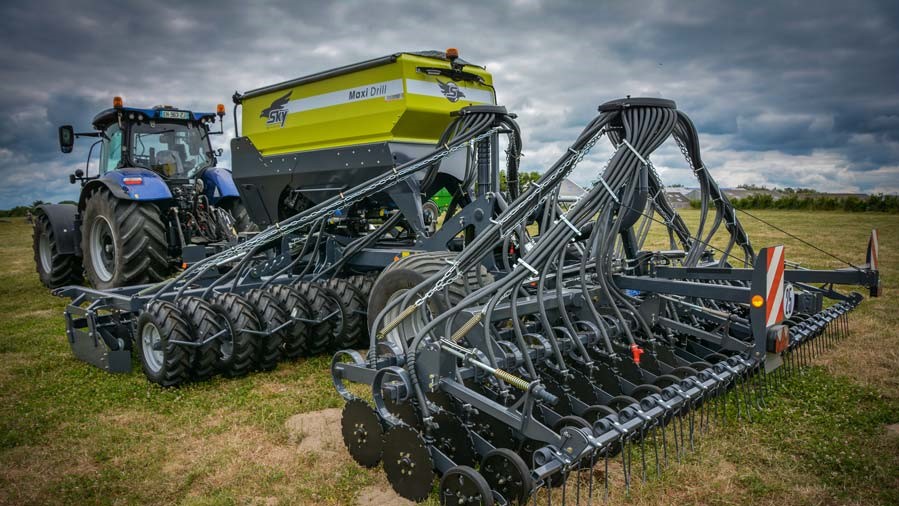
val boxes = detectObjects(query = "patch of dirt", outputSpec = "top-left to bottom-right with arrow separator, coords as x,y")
886,423 -> 899,438
354,484 -> 414,506
0,443 -> 100,504
284,408 -> 343,455
163,424 -> 297,477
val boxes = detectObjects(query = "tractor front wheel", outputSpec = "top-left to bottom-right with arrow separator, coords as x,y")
81,188 -> 169,289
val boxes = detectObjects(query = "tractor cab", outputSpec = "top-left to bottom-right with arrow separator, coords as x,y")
33,97 -> 256,291
62,99 -> 225,181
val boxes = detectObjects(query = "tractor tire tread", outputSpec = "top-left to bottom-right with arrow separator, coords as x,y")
32,213 -> 84,288
244,289 -> 287,371
176,296 -> 222,381
137,300 -> 192,387
266,284 -> 313,359
209,292 -> 260,378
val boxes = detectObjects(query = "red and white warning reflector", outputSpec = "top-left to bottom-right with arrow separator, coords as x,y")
766,324 -> 790,353
765,245 -> 786,326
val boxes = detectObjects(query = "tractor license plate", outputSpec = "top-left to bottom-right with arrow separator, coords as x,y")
159,110 -> 190,120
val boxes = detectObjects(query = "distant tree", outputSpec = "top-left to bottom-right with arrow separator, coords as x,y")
31,200 -> 46,207
0,206 -> 33,218
58,200 -> 77,205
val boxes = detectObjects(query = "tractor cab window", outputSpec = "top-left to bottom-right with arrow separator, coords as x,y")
130,122 -> 212,178
99,125 -> 123,174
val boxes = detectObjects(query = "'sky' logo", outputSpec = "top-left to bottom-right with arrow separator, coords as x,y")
437,79 -> 465,103
261,91 -> 291,127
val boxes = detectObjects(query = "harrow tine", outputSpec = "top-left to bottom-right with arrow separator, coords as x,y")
603,450 -> 610,503
688,405 -> 695,451
587,452 -> 597,506
660,419 -> 669,468
622,438 -> 631,494
754,368 -> 764,410
639,428 -> 647,483
651,425 -> 661,477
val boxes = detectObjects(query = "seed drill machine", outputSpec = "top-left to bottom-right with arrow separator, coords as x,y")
54,50 -> 881,504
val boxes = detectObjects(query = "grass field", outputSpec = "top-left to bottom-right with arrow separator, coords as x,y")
1,210 -> 897,506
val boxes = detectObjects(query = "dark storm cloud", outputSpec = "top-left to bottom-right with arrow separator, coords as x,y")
1,0 -> 898,208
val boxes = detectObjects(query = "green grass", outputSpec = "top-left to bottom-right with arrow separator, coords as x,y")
1,210 -> 898,505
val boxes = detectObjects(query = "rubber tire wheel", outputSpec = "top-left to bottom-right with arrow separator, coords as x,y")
176,296 -> 222,381
631,383 -> 663,400
382,251 -> 493,294
653,374 -> 684,388
608,395 -> 640,411
369,252 -> 494,342
32,213 -> 83,288
221,199 -> 258,233
244,289 -> 287,371
581,404 -> 617,424
292,281 -> 339,354
136,300 -> 191,387
81,187 -> 169,289
326,278 -> 368,348
439,465 -> 494,506
346,274 -> 376,305
208,292 -> 260,378
266,284 -> 313,359
422,200 -> 440,236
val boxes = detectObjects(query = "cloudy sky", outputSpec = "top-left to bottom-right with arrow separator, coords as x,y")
1,0 -> 897,208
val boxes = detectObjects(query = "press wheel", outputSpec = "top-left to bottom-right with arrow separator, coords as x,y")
481,447 -> 532,505
439,465 -> 494,506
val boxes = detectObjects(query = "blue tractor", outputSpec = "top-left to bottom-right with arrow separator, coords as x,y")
33,97 -> 256,290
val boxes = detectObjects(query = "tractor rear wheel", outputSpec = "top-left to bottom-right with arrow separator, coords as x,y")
81,188 -> 169,289
136,300 -> 192,387
32,213 -> 83,288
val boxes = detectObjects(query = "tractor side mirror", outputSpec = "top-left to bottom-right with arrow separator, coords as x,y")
69,169 -> 84,185
59,125 -> 75,153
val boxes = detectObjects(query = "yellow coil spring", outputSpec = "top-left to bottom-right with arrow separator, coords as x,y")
493,368 -> 530,391
375,304 -> 418,339
450,313 -> 484,343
